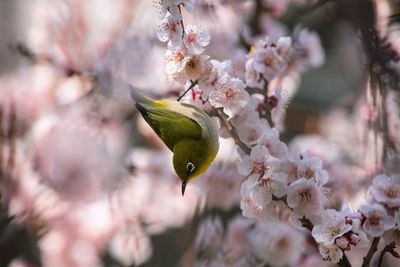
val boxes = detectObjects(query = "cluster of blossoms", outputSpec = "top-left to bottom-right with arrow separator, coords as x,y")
155,1 -> 400,266
157,0 -> 251,118
192,216 -> 305,267
156,1 -> 371,266
245,36 -> 292,88
310,174 -> 400,263
2,1 -> 400,267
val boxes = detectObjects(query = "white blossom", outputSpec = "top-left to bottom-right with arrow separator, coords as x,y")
237,145 -> 270,180
359,203 -> 396,237
276,36 -> 293,57
287,178 -> 323,219
340,202 -> 363,225
198,60 -> 230,97
253,47 -> 288,81
194,217 -> 224,256
245,58 -> 265,88
183,25 -> 210,55
369,174 -> 400,208
109,224 -> 153,266
258,127 -> 288,159
240,178 -> 279,221
319,244 -> 343,263
208,77 -> 249,117
156,13 -> 183,47
250,222 -> 305,267
294,28 -> 325,71
312,209 -> 352,246
156,0 -> 181,19
297,153 -> 329,186
242,162 -> 287,207
183,54 -> 209,80
236,117 -> 269,146
156,0 -> 195,19
165,45 -> 188,75
268,86 -> 288,125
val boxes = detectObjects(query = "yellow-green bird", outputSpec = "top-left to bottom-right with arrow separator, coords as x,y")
130,88 -> 219,196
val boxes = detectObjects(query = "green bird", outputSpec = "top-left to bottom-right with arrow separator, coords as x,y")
130,88 -> 219,196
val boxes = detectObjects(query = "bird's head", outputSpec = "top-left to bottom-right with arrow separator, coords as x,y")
173,139 -> 217,196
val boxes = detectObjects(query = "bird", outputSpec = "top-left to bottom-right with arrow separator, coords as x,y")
130,87 -> 219,196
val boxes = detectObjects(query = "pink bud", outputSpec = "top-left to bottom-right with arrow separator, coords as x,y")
335,236 -> 349,250
349,233 -> 360,245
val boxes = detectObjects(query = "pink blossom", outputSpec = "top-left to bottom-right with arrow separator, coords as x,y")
208,77 -> 249,117
157,12 -> 183,47
250,222 -> 305,267
369,174 -> 400,208
286,178 -> 324,220
183,25 -> 211,54
109,224 -> 153,266
359,203 -> 396,237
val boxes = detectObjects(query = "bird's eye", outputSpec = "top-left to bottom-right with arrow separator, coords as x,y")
186,162 -> 195,174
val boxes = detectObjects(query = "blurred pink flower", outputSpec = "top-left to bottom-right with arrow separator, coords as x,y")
40,229 -> 103,267
198,165 -> 244,210
194,217 -> 224,256
293,27 -> 325,71
33,107 -> 124,202
0,64 -> 63,128
109,223 -> 153,266
250,221 -> 305,267
28,0 -> 136,70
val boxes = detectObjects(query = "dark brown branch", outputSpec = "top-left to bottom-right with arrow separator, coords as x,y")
362,237 -> 380,267
338,253 -> 352,267
378,241 -> 400,267
177,80 -> 198,102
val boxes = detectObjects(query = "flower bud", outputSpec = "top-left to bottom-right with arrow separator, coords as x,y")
335,236 -> 349,250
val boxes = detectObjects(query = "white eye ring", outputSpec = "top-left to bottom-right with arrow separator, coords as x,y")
186,162 -> 195,173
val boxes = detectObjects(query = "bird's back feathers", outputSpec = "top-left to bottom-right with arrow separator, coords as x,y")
130,89 -> 204,151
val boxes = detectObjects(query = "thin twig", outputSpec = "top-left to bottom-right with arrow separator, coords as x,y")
215,109 -> 251,155
260,80 -> 274,127
178,5 -> 185,39
177,80 -> 198,102
377,241 -> 399,267
362,237 -> 380,267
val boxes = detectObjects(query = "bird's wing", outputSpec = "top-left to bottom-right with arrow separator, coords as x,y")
135,102 -> 202,151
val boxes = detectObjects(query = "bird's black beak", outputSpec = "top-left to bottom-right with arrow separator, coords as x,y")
181,178 -> 188,196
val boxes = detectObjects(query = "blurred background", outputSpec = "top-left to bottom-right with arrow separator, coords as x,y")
0,0 -> 399,266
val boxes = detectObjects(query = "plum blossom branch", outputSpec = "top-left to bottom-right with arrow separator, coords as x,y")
377,241 -> 399,267
362,237 -> 380,267
215,108 -> 251,155
338,253 -> 352,267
